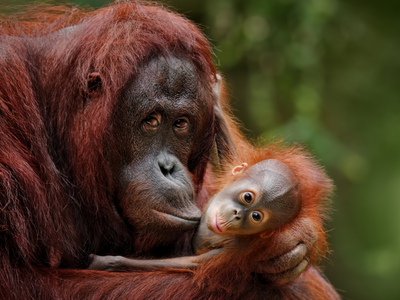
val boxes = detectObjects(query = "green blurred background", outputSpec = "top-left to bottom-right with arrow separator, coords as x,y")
2,0 -> 400,299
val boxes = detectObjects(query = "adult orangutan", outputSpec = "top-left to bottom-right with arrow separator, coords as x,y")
0,1 -> 338,299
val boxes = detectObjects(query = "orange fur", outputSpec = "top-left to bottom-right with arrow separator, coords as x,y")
196,141 -> 338,299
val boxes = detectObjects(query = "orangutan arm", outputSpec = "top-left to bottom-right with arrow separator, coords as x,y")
87,249 -> 223,272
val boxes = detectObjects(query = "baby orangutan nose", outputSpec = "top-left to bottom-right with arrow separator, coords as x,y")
234,209 -> 243,220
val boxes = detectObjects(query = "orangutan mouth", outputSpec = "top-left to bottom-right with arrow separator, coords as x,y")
151,210 -> 200,227
212,214 -> 223,233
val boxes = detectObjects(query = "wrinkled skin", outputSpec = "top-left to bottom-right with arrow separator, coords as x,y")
108,56 -> 211,252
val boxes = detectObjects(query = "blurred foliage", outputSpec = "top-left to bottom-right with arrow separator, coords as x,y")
2,0 -> 400,299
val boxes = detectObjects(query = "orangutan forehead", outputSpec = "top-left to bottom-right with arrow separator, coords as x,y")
245,159 -> 298,199
119,55 -> 209,125
247,159 -> 295,180
137,55 -> 199,100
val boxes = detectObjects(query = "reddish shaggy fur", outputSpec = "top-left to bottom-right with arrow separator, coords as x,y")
0,1 -> 339,299
0,1 -> 217,298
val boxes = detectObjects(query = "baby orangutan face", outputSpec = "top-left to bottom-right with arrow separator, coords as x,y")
204,159 -> 301,236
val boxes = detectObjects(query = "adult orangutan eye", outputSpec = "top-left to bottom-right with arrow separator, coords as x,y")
173,118 -> 188,130
143,113 -> 161,128
241,192 -> 254,204
251,211 -> 263,223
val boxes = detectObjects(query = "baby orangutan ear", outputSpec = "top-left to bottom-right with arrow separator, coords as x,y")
232,163 -> 248,175
87,72 -> 102,97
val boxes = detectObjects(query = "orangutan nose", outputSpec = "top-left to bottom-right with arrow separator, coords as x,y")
234,209 -> 244,219
158,151 -> 178,178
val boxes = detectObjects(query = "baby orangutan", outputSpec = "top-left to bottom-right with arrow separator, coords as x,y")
88,159 -> 301,271
193,159 -> 301,254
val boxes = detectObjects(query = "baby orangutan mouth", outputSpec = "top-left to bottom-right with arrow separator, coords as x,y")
212,213 -> 223,233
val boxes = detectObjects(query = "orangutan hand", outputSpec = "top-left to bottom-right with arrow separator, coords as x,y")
260,243 -> 310,285
255,218 -> 319,286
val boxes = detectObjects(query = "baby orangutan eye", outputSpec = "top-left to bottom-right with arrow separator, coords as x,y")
241,192 -> 254,204
251,211 -> 262,222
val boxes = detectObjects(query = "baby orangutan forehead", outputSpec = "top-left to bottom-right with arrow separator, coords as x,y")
247,159 -> 299,203
247,159 -> 301,229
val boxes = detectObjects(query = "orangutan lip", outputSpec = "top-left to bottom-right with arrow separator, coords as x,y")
213,215 -> 223,233
152,210 -> 200,225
